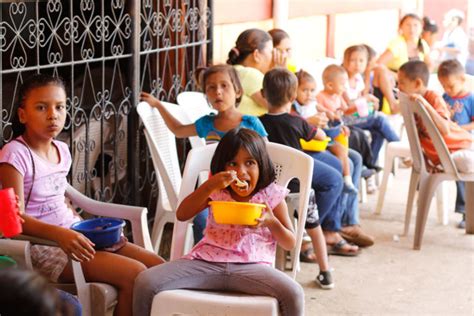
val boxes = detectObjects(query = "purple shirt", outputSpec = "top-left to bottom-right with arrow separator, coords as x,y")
0,137 -> 79,228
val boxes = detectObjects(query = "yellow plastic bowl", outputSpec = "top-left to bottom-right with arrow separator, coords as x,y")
209,201 -> 266,226
334,133 -> 349,148
300,137 -> 331,152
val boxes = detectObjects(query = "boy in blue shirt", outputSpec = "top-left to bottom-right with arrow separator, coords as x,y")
437,59 -> 474,228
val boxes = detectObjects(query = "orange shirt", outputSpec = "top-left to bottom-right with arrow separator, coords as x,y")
417,90 -> 472,165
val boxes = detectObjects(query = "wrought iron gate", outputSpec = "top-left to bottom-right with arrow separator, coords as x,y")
0,0 -> 212,212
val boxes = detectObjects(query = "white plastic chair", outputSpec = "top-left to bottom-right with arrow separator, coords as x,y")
399,93 -> 474,249
0,183 -> 153,316
374,140 -> 450,230
136,101 -> 187,253
151,141 -> 313,316
177,91 -> 217,148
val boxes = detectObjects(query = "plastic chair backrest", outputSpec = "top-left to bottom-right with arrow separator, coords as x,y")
399,93 -> 460,177
170,141 -> 313,279
177,91 -> 216,148
136,101 -> 182,210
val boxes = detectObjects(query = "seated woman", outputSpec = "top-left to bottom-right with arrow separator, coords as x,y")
374,13 -> 432,114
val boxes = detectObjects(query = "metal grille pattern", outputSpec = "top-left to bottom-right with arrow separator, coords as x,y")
0,0 -> 211,209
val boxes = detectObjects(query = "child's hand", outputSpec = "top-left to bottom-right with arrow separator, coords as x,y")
365,94 -> 380,110
140,92 -> 161,108
409,93 -> 423,103
206,171 -> 238,192
56,229 -> 96,262
314,128 -> 327,140
307,113 -> 329,128
256,202 -> 279,228
342,125 -> 350,136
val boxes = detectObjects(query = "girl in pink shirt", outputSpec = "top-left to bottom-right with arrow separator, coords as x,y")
133,128 -> 304,316
0,74 -> 164,316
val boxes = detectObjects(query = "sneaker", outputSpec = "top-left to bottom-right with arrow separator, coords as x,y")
361,167 -> 376,179
457,214 -> 466,229
343,182 -> 358,195
315,271 -> 334,290
366,175 -> 377,194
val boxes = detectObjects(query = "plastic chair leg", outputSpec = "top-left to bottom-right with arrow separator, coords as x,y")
465,182 -> 474,234
403,170 -> 419,236
375,147 -> 396,214
413,175 -> 442,250
359,178 -> 367,203
435,183 -> 449,226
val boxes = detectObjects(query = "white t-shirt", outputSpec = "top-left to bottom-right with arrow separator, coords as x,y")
440,27 -> 468,66
345,73 -> 365,101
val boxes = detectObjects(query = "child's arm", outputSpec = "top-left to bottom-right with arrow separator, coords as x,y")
250,91 -> 269,110
140,92 -> 198,138
312,128 -> 327,141
460,122 -> 474,131
0,164 -> 95,262
411,94 -> 450,135
341,92 -> 357,115
257,201 -> 295,250
176,171 -> 237,221
376,49 -> 393,66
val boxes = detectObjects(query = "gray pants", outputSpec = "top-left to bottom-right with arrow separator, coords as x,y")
133,258 -> 304,316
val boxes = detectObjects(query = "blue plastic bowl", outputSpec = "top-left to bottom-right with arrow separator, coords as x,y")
323,120 -> 342,139
71,218 -> 125,249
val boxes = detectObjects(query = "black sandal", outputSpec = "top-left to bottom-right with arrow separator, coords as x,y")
299,247 -> 318,263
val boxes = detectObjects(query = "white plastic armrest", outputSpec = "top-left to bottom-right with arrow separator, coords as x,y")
0,239 -> 33,269
65,185 -> 153,251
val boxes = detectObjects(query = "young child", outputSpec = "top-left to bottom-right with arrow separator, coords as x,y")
437,59 -> 474,228
133,128 -> 305,315
141,64 -> 267,142
339,48 -> 400,167
141,64 -> 268,243
314,65 -> 358,194
260,67 -> 359,258
0,74 -> 164,316
398,61 -> 473,177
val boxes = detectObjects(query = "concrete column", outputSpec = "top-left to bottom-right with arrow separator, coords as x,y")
273,0 -> 289,29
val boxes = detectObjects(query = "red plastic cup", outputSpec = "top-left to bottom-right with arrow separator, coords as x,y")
0,188 -> 23,237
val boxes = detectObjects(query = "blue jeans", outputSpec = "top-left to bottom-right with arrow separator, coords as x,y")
57,289 -> 82,316
341,149 -> 363,226
306,151 -> 344,232
193,208 -> 208,244
351,113 -> 400,165
455,181 -> 465,214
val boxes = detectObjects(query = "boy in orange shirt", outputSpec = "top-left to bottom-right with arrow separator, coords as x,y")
397,60 -> 473,172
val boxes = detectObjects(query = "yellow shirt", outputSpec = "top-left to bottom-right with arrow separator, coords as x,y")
233,65 -> 267,116
386,35 -> 430,72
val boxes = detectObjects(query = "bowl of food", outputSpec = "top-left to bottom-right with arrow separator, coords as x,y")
300,137 -> 331,152
71,218 -> 125,249
209,201 -> 266,226
323,120 -> 342,139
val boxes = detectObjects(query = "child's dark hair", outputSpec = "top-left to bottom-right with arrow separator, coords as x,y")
399,60 -> 430,86
262,68 -> 297,107
343,45 -> 368,66
399,13 -> 425,54
200,64 -> 243,105
422,16 -> 438,34
227,29 -> 272,65
12,73 -> 66,137
295,69 -> 315,85
437,59 -> 465,79
0,269 -> 72,316
268,28 -> 290,47
211,128 -> 275,193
